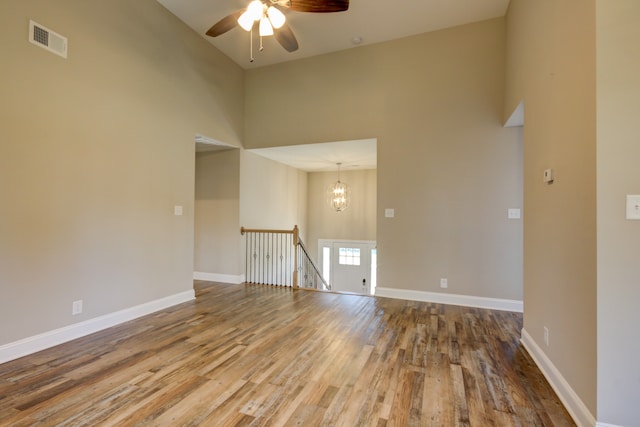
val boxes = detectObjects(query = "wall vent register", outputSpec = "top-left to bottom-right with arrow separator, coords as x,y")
29,20 -> 68,59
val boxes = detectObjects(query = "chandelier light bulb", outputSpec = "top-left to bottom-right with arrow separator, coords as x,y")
328,181 -> 350,212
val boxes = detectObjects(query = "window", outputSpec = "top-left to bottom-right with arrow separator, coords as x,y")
338,247 -> 361,266
370,248 -> 377,295
322,246 -> 331,284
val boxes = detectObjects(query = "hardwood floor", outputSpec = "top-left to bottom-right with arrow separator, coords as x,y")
0,281 -> 575,426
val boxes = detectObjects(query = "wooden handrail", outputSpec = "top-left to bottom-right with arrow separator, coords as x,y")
241,226 -> 298,235
241,225 -> 300,288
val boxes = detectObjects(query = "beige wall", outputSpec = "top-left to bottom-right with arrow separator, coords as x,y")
194,149 -> 242,277
0,0 -> 243,345
4,1 -> 636,421
240,151 -> 308,238
246,18 -> 523,301
505,0 -> 597,416
596,1 -> 640,425
307,170 -> 377,260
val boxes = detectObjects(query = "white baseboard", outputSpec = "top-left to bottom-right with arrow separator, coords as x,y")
193,271 -> 245,284
0,289 -> 195,365
375,287 -> 523,312
596,424 -> 624,427
520,328 -> 596,427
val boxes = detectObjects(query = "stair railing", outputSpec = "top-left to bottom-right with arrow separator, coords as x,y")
241,225 -> 330,291
295,231 -> 331,291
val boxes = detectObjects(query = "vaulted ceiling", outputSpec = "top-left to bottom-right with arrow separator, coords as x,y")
174,0 -> 510,169
157,0 -> 510,69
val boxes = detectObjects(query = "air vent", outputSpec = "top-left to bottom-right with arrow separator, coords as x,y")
29,20 -> 67,59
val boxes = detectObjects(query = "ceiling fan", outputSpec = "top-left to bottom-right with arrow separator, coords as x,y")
206,0 -> 349,61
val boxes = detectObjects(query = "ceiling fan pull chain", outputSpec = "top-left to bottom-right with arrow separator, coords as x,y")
249,26 -> 254,62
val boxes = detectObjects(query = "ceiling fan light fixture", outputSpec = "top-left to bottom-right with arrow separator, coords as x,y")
237,11 -> 254,31
267,6 -> 286,29
259,16 -> 274,36
207,0 -> 350,61
247,0 -> 265,21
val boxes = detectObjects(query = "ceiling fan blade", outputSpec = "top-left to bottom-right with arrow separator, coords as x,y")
288,0 -> 349,13
274,23 -> 299,52
206,10 -> 244,37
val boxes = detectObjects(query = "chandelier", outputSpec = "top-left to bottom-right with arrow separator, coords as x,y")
327,163 -> 350,212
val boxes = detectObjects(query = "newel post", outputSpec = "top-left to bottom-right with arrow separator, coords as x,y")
293,225 -> 299,288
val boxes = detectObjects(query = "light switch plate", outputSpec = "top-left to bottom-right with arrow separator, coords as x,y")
72,300 -> 83,315
626,195 -> 640,220
508,208 -> 521,219
385,208 -> 395,218
174,205 -> 183,216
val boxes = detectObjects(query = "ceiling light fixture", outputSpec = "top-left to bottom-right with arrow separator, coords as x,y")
247,0 -> 265,21
206,0 -> 349,62
267,6 -> 286,29
327,163 -> 351,213
237,11 -> 255,31
259,16 -> 274,36
235,0 -> 286,61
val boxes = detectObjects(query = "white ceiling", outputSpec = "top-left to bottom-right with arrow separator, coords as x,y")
157,0 -> 510,69
195,133 -> 376,172
248,139 -> 376,172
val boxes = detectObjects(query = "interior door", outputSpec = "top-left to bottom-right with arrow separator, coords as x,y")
331,242 -> 372,294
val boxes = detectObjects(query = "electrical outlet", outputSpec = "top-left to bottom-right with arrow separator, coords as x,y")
440,278 -> 448,289
72,300 -> 83,315
543,326 -> 549,347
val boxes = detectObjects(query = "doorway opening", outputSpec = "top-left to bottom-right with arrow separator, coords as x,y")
318,239 -> 376,295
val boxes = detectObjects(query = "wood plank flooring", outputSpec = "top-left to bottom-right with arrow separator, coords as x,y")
0,281 -> 575,426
